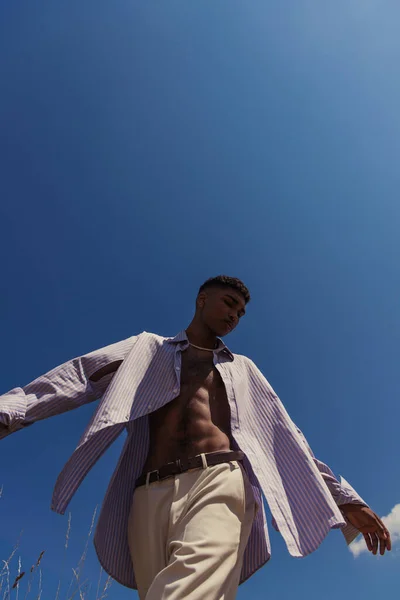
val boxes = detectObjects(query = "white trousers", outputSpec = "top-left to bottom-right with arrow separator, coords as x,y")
128,456 -> 258,599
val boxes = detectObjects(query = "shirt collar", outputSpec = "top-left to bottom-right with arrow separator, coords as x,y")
167,330 -> 234,361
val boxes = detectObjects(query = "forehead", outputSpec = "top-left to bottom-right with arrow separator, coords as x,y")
213,286 -> 246,307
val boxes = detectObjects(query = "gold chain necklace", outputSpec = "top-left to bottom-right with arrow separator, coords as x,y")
189,342 -> 217,352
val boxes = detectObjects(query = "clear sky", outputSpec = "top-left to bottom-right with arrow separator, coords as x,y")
1,1 -> 399,598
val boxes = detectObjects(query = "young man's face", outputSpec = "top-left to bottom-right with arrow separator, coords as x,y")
197,286 -> 246,337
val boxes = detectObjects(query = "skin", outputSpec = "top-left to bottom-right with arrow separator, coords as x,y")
139,285 -> 246,474
90,283 -> 392,556
339,504 -> 391,556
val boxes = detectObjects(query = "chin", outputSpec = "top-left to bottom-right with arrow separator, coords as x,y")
206,320 -> 233,338
215,325 -> 232,337
207,325 -> 225,337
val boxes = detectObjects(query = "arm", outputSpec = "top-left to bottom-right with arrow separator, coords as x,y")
295,427 -> 391,555
295,427 -> 368,511
295,426 -> 367,546
248,359 -> 391,555
0,334 -> 137,439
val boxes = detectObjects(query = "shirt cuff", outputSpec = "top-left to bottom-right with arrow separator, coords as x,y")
0,387 -> 27,432
336,476 -> 369,508
336,476 -> 369,546
341,520 -> 363,545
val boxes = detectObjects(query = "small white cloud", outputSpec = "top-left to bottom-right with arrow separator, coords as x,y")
349,503 -> 400,557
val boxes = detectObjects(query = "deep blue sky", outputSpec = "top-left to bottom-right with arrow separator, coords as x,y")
1,1 -> 399,598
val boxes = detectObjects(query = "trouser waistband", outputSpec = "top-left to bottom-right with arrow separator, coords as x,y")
135,450 -> 244,487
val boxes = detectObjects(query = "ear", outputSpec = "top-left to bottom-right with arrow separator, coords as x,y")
196,291 -> 207,310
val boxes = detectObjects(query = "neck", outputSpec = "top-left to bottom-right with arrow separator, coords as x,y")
185,321 -> 217,350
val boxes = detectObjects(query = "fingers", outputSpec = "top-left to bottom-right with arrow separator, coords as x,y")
379,532 -> 386,556
363,533 -> 373,552
376,518 -> 392,554
364,527 -> 392,555
381,526 -> 392,553
371,532 -> 379,555
386,531 -> 392,551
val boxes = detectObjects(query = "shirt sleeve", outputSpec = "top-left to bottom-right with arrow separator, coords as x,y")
0,335 -> 137,440
295,426 -> 368,545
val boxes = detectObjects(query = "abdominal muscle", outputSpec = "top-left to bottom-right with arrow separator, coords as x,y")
139,348 -> 234,475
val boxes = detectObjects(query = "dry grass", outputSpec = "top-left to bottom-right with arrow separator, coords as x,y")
0,494 -> 112,600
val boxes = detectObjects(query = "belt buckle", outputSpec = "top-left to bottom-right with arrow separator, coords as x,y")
146,469 -> 160,485
176,457 -> 189,473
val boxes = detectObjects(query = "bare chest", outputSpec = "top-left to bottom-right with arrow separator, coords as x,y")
149,348 -> 230,424
140,348 -> 234,471
180,351 -> 222,391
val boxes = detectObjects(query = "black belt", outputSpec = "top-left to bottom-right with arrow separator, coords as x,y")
135,450 -> 244,487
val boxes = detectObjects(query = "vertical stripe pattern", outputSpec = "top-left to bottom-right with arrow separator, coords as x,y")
0,330 -> 367,589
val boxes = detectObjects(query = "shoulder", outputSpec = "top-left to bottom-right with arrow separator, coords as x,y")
230,353 -> 267,381
135,331 -> 174,347
230,352 -> 256,370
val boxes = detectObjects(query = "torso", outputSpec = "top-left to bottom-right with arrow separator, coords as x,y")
140,346 -> 234,474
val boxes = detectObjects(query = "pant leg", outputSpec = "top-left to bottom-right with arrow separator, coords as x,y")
128,476 -> 176,599
129,459 -> 257,600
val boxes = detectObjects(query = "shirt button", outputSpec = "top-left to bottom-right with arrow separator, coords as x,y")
125,415 -> 129,421
173,388 -> 178,393
147,404 -> 152,409
175,366 -> 180,370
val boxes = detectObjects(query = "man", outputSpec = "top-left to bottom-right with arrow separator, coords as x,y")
0,275 -> 391,599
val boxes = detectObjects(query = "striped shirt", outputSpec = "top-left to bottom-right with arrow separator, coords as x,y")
0,330 -> 367,589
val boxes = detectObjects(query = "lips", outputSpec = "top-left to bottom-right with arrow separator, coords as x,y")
224,320 -> 233,330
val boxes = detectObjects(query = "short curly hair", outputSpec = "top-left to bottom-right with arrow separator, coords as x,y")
198,275 -> 251,304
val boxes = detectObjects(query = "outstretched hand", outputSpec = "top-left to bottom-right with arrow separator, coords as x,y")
340,504 -> 391,556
